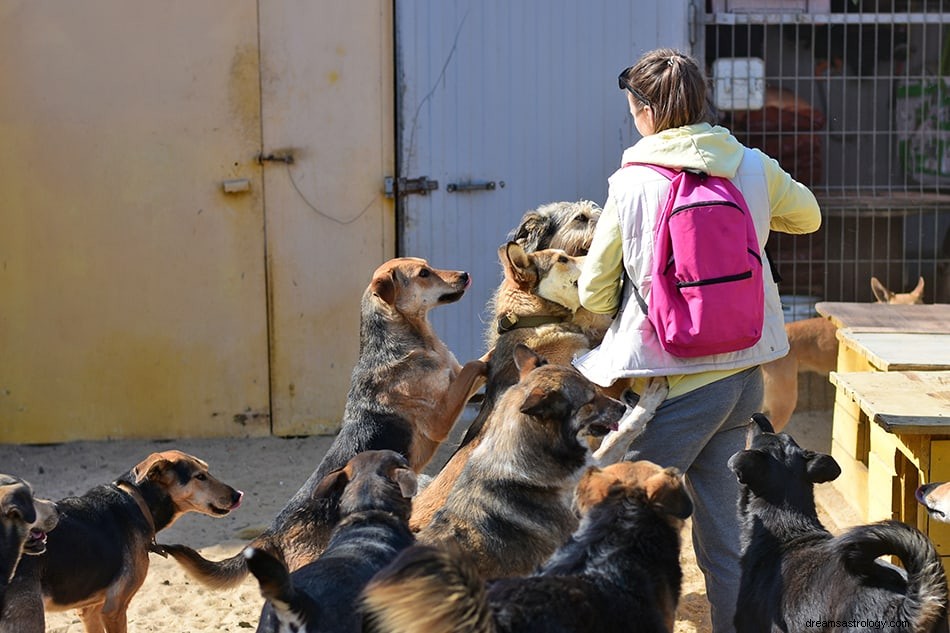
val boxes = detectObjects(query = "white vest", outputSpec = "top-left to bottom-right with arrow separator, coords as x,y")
574,148 -> 789,387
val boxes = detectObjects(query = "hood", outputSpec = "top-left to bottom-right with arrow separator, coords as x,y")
620,123 -> 745,179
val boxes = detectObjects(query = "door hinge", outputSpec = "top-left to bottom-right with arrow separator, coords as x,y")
384,176 -> 439,198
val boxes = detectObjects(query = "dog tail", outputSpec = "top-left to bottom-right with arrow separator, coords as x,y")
361,544 -> 495,633
839,520 -> 948,630
160,542 -> 249,589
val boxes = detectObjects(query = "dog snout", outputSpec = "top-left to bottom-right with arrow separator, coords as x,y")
229,489 -> 244,510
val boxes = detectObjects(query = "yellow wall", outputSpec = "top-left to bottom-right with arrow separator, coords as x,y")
0,2 -> 395,442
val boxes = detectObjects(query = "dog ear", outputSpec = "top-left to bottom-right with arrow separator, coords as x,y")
510,211 -> 544,251
910,276 -> 925,302
500,241 -> 534,284
133,453 -> 174,484
645,469 -> 693,520
520,387 -> 570,421
746,413 -> 774,448
312,467 -> 351,500
370,269 -> 398,306
804,451 -> 841,484
0,488 -> 36,524
573,466 -> 610,515
243,547 -> 295,606
870,277 -> 893,303
512,344 -> 546,380
393,467 -> 418,498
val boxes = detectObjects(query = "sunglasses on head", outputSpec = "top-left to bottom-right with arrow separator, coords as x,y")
618,67 -> 650,106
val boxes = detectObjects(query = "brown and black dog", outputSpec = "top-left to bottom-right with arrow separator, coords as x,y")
0,474 -> 58,618
411,243 -> 608,531
509,199 -> 602,256
761,276 -> 926,431
413,344 -> 626,579
246,450 -> 417,633
362,460 -> 692,633
5,451 -> 241,633
730,414 -> 947,633
165,257 -> 487,588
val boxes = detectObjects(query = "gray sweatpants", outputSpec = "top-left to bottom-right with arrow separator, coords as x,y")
623,366 -> 763,633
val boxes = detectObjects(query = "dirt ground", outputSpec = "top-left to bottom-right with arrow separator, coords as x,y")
0,408 -> 839,633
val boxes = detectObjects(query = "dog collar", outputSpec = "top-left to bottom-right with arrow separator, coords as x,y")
497,311 -> 567,334
115,480 -> 166,556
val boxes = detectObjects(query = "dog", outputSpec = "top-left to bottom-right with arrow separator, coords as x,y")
361,460 -> 692,633
872,276 -> 925,304
729,413 -> 948,633
4,450 -> 241,633
0,474 -> 58,618
245,450 -> 416,633
761,276 -> 926,431
411,242 -> 661,531
164,257 -> 487,588
917,482 -> 950,524
410,243 -> 613,531
413,344 -> 626,579
509,200 -> 601,256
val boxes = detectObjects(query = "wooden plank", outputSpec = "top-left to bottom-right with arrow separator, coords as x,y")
815,302 -> 950,332
836,331 -> 950,372
831,440 -> 869,519
830,371 -> 950,434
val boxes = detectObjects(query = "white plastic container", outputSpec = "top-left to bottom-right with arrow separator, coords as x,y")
712,57 -> 766,111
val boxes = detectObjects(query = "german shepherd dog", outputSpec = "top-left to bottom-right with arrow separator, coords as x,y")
164,257 -> 486,588
6,451 -> 241,633
509,200 -> 602,256
0,475 -> 58,619
729,414 -> 947,633
411,242 -> 610,531
245,450 -> 416,633
413,344 -> 626,579
361,460 -> 692,633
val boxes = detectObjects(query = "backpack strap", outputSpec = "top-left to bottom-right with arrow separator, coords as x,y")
619,162 -> 680,315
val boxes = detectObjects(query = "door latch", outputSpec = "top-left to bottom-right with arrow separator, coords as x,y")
384,176 -> 439,197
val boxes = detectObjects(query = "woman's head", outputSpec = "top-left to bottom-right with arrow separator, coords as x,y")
618,48 -> 708,133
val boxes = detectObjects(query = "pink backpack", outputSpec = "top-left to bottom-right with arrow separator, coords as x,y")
625,163 -> 764,358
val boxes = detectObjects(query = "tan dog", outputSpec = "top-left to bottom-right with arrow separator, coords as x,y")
362,461 -> 692,633
761,277 -> 926,431
5,451 -> 241,633
411,243 -> 607,531
0,474 -> 58,619
871,276 -> 925,305
414,344 -> 626,579
917,482 -> 950,523
165,257 -> 486,589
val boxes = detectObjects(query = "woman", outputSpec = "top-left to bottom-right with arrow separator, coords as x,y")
573,48 -> 821,633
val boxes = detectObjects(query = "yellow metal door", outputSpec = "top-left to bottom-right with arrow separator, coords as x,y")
260,3 -> 396,436
0,2 -> 269,441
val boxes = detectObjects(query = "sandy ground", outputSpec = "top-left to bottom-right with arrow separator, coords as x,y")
0,408 -> 839,633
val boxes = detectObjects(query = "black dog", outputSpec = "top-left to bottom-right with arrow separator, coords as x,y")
729,413 -> 948,633
246,450 -> 417,633
362,460 -> 692,633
